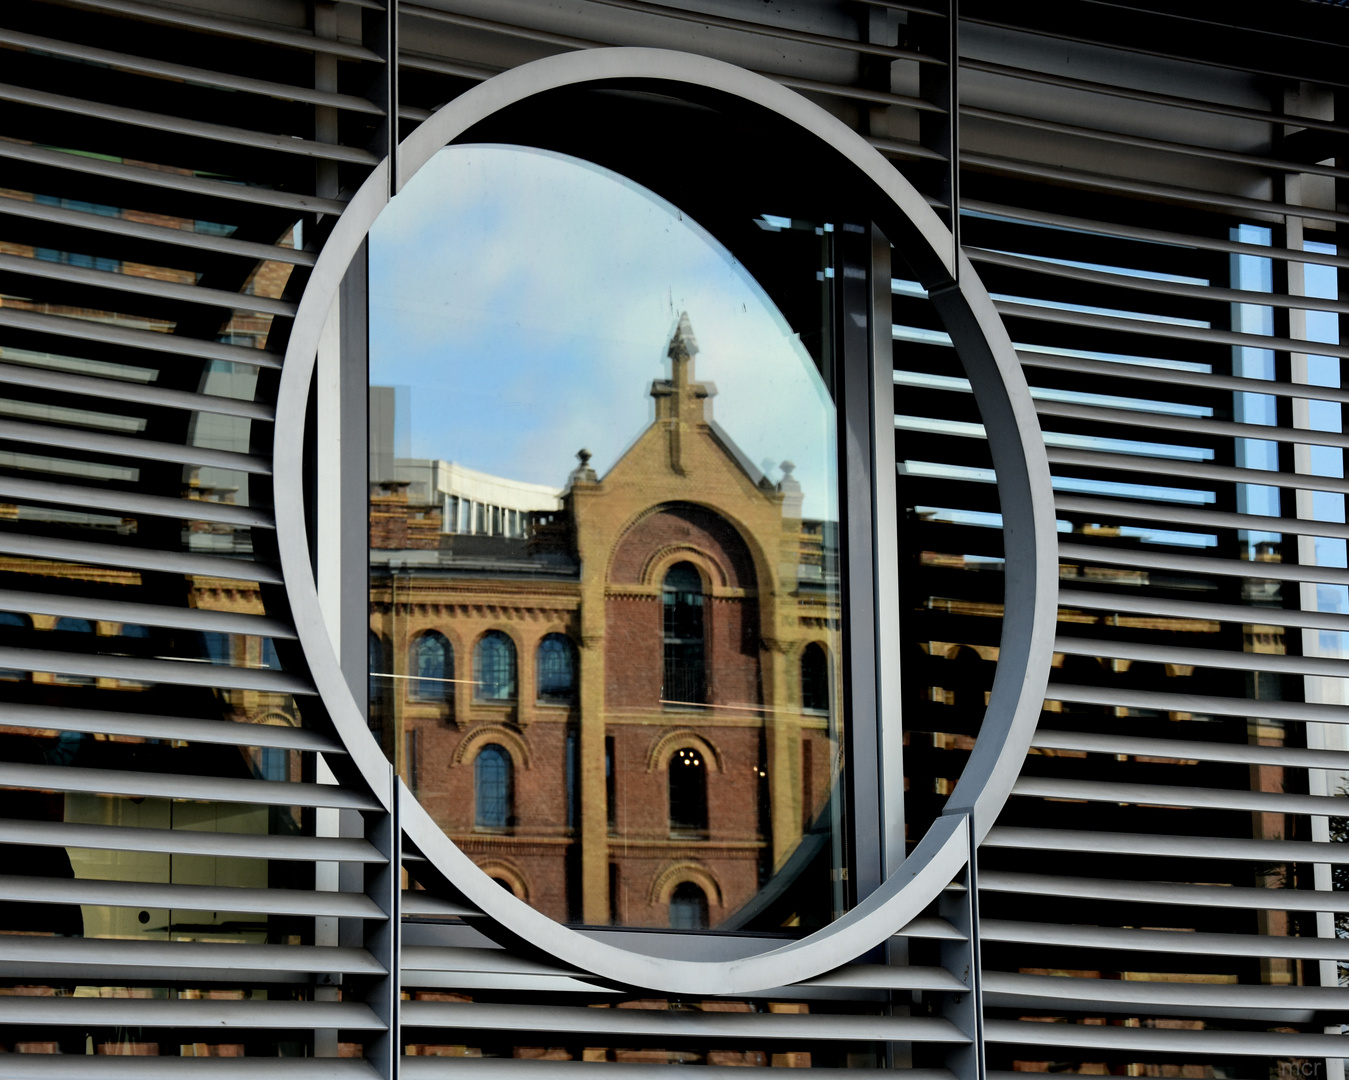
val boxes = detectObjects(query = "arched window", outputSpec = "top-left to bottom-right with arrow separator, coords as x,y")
536,633 -> 575,704
801,642 -> 829,713
475,744 -> 512,829
668,746 -> 708,834
662,562 -> 705,705
411,631 -> 453,702
668,881 -> 708,930
474,631 -> 516,701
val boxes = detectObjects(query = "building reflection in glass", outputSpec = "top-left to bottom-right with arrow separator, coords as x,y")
368,146 -> 845,931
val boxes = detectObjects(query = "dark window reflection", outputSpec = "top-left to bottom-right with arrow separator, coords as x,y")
669,747 -> 708,835
536,634 -> 575,704
412,631 -> 452,702
669,881 -> 708,929
475,744 -> 512,830
801,642 -> 829,713
474,632 -> 516,702
662,563 -> 705,706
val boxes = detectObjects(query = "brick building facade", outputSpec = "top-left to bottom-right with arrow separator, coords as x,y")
369,314 -> 843,929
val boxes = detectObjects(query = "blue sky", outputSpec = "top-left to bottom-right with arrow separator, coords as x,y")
369,144 -> 838,519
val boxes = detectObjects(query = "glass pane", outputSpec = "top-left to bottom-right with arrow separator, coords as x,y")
368,145 -> 845,933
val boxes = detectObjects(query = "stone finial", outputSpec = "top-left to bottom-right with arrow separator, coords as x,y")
568,447 -> 597,487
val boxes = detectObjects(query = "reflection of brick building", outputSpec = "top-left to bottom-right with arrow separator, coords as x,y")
369,315 -> 842,928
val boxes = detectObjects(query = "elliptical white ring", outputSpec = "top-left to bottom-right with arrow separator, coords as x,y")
274,47 -> 1057,995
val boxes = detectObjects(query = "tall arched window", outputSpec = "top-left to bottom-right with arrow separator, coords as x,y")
801,642 -> 830,713
668,881 -> 708,930
536,633 -> 575,704
411,631 -> 453,702
668,746 -> 708,835
475,744 -> 512,829
662,562 -> 705,705
474,631 -> 516,701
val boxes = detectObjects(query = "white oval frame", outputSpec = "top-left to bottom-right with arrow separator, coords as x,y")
275,47 -> 1058,995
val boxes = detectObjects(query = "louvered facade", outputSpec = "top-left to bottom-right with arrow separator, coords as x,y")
0,0 -> 1344,1076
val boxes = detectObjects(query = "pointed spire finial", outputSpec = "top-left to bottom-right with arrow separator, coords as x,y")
667,311 -> 699,361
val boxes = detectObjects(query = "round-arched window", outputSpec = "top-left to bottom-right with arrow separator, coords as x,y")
536,634 -> 575,704
411,631 -> 453,702
474,632 -> 516,702
475,744 -> 513,830
668,882 -> 708,930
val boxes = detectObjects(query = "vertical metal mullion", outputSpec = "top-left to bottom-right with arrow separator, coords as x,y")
372,0 -> 399,196
365,780 -> 401,1080
915,0 -> 959,278
837,222 -> 883,915
939,810 -> 985,1080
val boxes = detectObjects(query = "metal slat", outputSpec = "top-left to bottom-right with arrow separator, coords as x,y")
1000,300 -> 1349,362
1038,398 -> 1349,452
962,105 -> 1349,184
0,417 -> 271,475
0,816 -> 381,862
1031,727 -> 1349,772
0,360 -> 275,422
0,645 -> 309,693
983,971 -> 1343,1021
0,81 -> 379,166
578,0 -> 940,63
0,761 -> 373,809
0,475 -> 274,528
981,918 -> 1349,963
1021,349 -> 1349,408
0,250 -> 296,319
0,140 -> 346,218
960,57 -> 1349,139
0,1059 -> 380,1079
0,874 -> 383,920
963,148 -> 1349,228
0,934 -> 386,979
1046,681 -> 1349,726
50,0 -> 384,61
0,531 -> 281,585
979,870 -> 1349,915
0,27 -> 384,119
399,1000 -> 968,1042
970,246 -> 1349,317
1056,585 -> 1349,635
983,826 -> 1349,866
400,947 -> 584,979
0,193 -> 316,268
982,1017 -> 1349,1056
0,702 -> 339,752
968,198 -> 1349,273
1055,633 -> 1349,681
0,586 -> 294,638
1054,493 -> 1349,544
1011,774 -> 1349,822
0,305 -> 283,371
402,1063 -> 956,1080
1057,539 -> 1349,588
0,994 -> 383,1028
